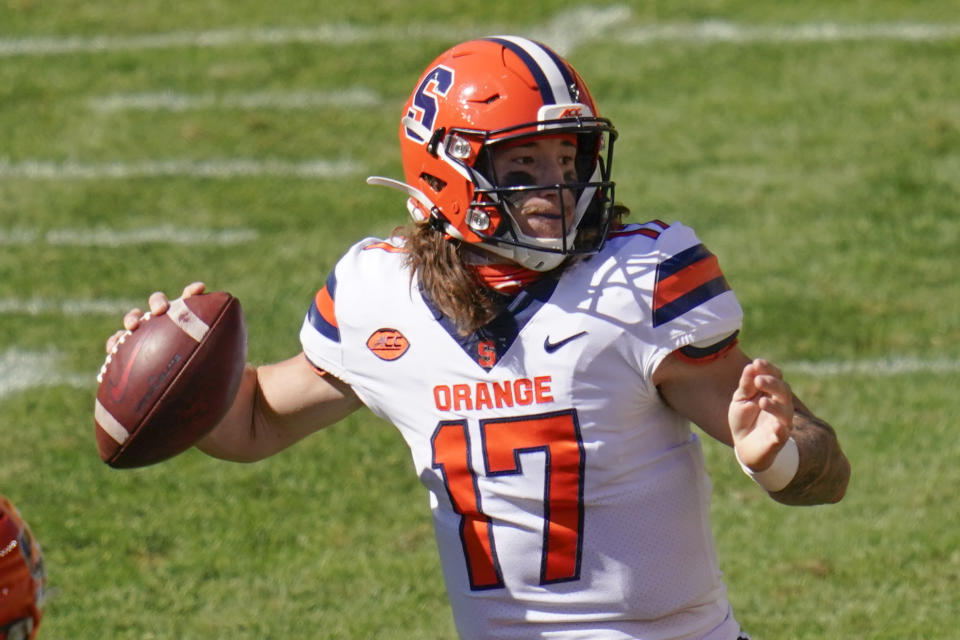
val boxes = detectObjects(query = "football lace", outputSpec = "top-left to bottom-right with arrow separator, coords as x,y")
96,311 -> 152,384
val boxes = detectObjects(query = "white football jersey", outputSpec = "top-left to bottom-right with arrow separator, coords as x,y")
300,221 -> 744,640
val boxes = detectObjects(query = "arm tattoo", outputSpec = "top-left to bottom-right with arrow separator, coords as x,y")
769,409 -> 851,506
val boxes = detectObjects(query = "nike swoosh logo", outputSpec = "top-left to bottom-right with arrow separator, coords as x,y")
543,331 -> 588,353
109,338 -> 145,403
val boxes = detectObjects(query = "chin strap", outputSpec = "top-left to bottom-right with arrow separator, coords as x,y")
468,262 -> 544,295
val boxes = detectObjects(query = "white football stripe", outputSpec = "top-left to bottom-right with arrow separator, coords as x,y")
95,400 -> 130,445
167,298 -> 211,342
491,36 -> 574,103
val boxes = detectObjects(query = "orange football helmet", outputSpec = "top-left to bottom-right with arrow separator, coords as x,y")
0,496 -> 44,640
368,36 -> 617,271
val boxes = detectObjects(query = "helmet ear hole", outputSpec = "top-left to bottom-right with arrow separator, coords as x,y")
420,173 -> 447,194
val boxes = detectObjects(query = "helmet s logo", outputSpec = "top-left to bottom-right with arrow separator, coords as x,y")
367,329 -> 410,361
558,106 -> 583,118
405,65 -> 454,143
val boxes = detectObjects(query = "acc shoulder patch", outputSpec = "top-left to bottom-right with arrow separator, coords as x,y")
367,328 -> 409,361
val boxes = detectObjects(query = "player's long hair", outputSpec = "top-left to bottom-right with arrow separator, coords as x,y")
401,223 -> 506,334
401,203 -> 629,334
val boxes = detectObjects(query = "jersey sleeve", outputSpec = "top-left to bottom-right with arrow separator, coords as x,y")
299,267 -> 347,380
630,222 -> 744,378
298,236 -> 411,391
298,238 -> 380,385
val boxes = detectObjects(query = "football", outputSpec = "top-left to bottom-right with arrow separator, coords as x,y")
94,291 -> 247,468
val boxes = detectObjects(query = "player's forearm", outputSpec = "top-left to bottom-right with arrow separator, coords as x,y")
197,357 -> 362,462
195,362 -> 317,463
196,364 -> 271,462
768,408 -> 850,506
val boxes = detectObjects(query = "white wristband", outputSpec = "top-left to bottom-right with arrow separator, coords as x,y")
736,437 -> 799,492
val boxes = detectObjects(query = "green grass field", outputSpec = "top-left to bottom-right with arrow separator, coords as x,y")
2,2 -> 958,638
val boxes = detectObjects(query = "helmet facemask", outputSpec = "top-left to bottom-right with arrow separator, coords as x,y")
442,117 -> 617,271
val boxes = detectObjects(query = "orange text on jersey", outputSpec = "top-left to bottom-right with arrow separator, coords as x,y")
433,376 -> 553,412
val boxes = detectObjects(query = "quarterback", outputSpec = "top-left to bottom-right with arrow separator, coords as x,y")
109,37 -> 850,639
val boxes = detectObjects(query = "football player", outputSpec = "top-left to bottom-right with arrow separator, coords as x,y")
109,37 -> 850,639
0,495 -> 45,640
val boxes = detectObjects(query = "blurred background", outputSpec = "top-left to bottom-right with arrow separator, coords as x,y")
1,1 -> 957,637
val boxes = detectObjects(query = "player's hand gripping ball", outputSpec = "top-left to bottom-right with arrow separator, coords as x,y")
94,291 -> 247,468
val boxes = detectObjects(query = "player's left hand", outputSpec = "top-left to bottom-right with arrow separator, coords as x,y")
728,359 -> 795,471
105,282 -> 206,354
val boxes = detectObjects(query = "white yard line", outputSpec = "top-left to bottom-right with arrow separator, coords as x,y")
53,226 -> 258,246
0,349 -> 89,399
0,23 -> 483,57
87,88 -> 382,112
784,357 -> 960,377
0,226 -> 258,246
1,346 -> 957,401
617,20 -> 960,45
528,5 -> 631,55
3,6 -> 957,58
0,298 -> 139,315
0,158 -> 362,180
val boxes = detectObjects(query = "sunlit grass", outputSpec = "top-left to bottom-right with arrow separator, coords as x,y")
1,3 -> 958,638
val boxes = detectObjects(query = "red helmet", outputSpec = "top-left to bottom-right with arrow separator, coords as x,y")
0,496 -> 44,640
368,36 -> 617,271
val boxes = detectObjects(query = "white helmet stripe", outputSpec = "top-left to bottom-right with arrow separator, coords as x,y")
486,36 -> 574,104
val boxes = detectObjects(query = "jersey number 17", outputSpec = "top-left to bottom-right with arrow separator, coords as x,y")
431,409 -> 585,590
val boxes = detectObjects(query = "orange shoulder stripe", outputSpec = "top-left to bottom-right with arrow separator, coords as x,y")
653,253 -> 723,309
314,286 -> 338,328
363,241 -> 407,253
